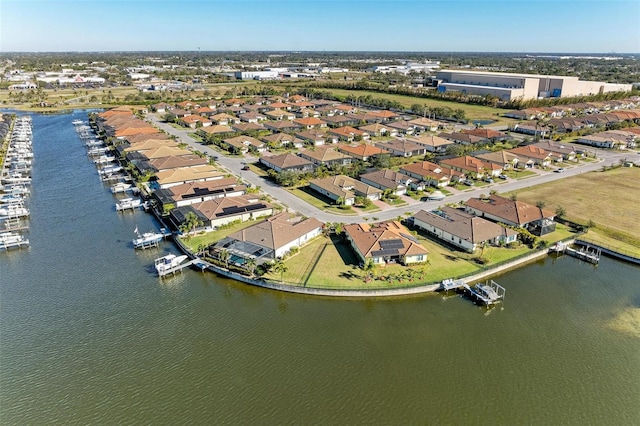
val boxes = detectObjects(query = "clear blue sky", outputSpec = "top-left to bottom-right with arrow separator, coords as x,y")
1,0 -> 639,53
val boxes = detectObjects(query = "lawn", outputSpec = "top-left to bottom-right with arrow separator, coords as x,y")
505,167 -> 640,250
288,186 -> 357,215
179,219 -> 258,252
305,88 -> 513,126
264,224 -> 580,290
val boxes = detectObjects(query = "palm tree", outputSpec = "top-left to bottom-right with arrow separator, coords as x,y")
273,258 -> 288,283
245,258 -> 257,277
218,249 -> 230,269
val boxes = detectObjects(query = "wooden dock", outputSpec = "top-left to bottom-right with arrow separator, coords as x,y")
463,280 -> 505,306
440,278 -> 467,291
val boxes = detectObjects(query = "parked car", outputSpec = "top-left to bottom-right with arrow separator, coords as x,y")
554,168 -> 565,173
484,177 -> 494,183
463,179 -> 474,186
498,174 -> 508,180
241,165 -> 250,171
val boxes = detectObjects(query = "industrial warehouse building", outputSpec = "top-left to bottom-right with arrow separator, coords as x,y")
434,70 -> 632,101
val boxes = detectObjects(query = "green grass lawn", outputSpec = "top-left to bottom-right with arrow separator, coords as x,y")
288,186 -> 357,215
179,220 -> 258,252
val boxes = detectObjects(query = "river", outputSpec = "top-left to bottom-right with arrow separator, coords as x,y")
1,111 -> 638,425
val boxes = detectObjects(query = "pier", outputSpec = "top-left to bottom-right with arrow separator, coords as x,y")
551,241 -> 600,264
440,278 -> 505,306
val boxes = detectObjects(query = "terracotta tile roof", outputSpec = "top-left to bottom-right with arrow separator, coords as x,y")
440,156 -> 501,173
293,117 -> 326,126
337,143 -> 384,158
123,139 -> 180,152
344,220 -> 428,260
155,165 -> 224,186
199,125 -> 235,134
300,146 -> 351,163
149,154 -> 208,171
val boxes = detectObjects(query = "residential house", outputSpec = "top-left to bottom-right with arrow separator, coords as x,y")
407,134 -> 455,154
369,110 -> 399,122
197,125 -> 236,139
376,139 -> 427,157
438,132 -> 487,145
359,169 -> 414,195
259,153 -> 315,173
299,146 -> 353,167
170,195 -> 273,231
222,135 -> 265,154
263,120 -> 302,132
343,220 -> 428,265
296,130 -> 335,146
309,175 -> 382,205
461,128 -> 510,142
329,126 -> 370,142
152,178 -> 246,211
153,165 -> 225,189
412,206 -> 517,252
293,117 -> 327,129
408,117 -> 441,132
264,108 -> 296,121
359,123 -> 396,137
386,120 -> 415,136
180,114 -> 211,128
136,154 -> 208,174
440,156 -> 502,178
231,122 -> 265,133
211,113 -> 239,126
464,194 -> 556,236
239,112 -> 267,123
337,143 -> 385,161
508,145 -> 556,167
400,161 -> 465,187
475,150 -> 520,170
531,140 -> 577,160
211,212 -> 323,264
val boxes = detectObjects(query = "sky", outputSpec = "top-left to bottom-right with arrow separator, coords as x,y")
1,0 -> 639,53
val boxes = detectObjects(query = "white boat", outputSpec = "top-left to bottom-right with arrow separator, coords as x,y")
2,185 -> 30,196
111,182 -> 134,194
1,174 -> 31,185
94,155 -> 116,165
0,232 -> 29,249
98,165 -> 123,175
154,254 -> 189,276
115,197 -> 142,211
72,119 -> 84,125
0,206 -> 30,218
132,227 -> 168,249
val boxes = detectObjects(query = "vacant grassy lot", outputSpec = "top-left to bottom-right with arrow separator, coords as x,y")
506,167 -> 640,253
305,88 -> 513,126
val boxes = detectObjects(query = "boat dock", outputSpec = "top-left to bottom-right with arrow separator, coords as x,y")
551,241 -> 600,264
440,278 -> 505,306
0,232 -> 29,250
157,258 -> 200,277
116,197 -> 142,212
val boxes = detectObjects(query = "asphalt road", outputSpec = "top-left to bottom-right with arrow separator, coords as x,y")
146,114 -> 635,224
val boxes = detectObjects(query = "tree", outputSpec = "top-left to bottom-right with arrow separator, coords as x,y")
245,258 -> 257,277
179,211 -> 202,235
555,206 -> 566,218
273,258 -> 288,283
218,249 -> 230,269
536,200 -> 546,209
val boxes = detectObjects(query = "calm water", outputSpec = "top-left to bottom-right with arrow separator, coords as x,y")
1,111 -> 639,425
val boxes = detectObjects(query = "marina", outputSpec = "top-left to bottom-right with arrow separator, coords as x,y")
0,115 -> 33,248
115,197 -> 143,212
